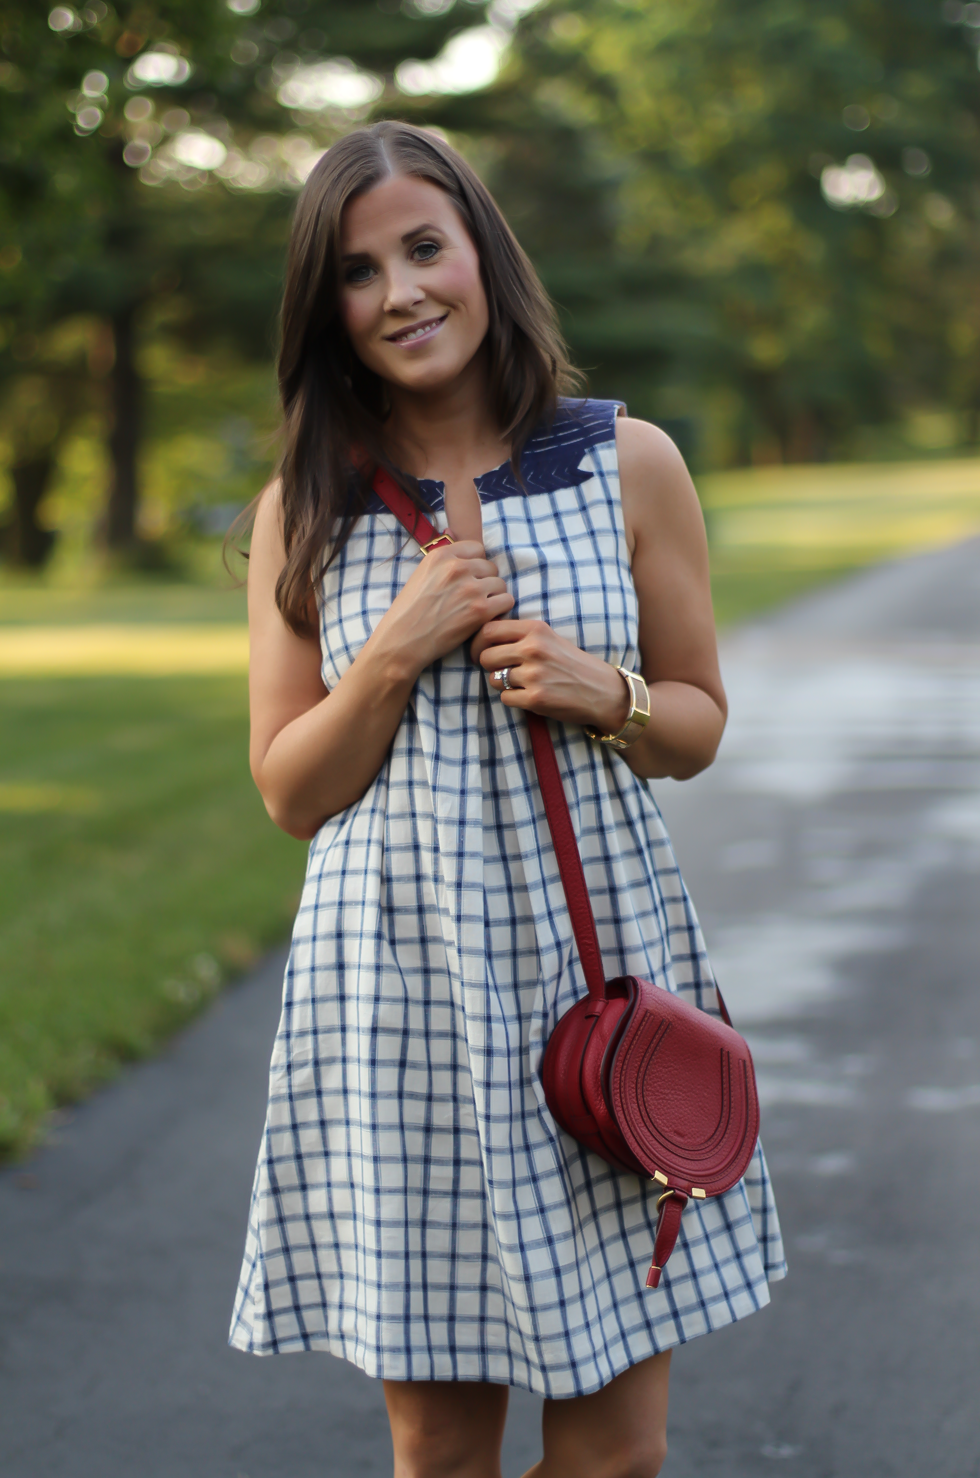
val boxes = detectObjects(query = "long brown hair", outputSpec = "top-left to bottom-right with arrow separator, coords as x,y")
266,120 -> 580,633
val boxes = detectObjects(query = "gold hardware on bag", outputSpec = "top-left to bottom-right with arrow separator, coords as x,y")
691,1188 -> 706,1198
651,1169 -> 668,1185
420,534 -> 454,555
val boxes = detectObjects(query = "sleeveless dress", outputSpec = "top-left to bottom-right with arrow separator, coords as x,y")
229,399 -> 785,1398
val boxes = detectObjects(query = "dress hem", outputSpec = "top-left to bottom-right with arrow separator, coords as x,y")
228,1264 -> 786,1400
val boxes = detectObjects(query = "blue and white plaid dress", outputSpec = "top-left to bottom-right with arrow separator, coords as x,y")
230,399 -> 785,1397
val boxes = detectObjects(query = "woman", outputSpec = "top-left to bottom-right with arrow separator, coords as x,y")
230,121 -> 785,1478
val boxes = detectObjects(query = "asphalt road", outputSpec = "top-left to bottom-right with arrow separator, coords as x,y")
2,537 -> 979,1478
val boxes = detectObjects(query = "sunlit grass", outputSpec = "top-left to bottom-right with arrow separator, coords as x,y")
0,624 -> 249,676
0,783 -> 101,814
700,454 -> 980,625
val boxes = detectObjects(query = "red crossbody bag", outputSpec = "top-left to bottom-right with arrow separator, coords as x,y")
371,468 -> 760,1288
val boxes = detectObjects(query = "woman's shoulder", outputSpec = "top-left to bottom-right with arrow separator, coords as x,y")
552,396 -> 625,452
548,400 -> 689,490
614,416 -> 689,481
614,416 -> 702,554
252,475 -> 284,529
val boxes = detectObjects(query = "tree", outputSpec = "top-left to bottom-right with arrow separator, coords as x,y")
435,0 -> 980,464
0,0 -> 490,563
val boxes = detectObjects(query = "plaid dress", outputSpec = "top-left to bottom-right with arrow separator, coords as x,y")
229,399 -> 785,1397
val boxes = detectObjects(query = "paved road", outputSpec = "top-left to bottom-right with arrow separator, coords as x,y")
2,538 -> 979,1478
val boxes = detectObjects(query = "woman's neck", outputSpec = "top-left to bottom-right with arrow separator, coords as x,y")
383,350 -> 509,485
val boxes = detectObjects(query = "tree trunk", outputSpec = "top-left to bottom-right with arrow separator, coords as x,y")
966,391 -> 980,447
105,304 -> 141,550
2,454 -> 58,567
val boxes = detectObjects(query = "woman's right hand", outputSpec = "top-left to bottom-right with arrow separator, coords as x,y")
249,494 -> 513,840
374,540 -> 514,677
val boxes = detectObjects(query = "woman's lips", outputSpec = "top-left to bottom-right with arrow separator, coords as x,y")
385,314 -> 448,348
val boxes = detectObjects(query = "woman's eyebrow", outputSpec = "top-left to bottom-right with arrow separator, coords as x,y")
341,224 -> 442,262
401,222 -> 442,242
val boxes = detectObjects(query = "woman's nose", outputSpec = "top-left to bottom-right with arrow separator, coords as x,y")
383,268 -> 425,314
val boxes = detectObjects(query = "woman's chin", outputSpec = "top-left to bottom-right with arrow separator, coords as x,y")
382,355 -> 475,396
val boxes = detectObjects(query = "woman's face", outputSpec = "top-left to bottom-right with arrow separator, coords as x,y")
338,173 -> 490,395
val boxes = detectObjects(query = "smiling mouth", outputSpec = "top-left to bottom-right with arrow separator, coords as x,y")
385,314 -> 448,345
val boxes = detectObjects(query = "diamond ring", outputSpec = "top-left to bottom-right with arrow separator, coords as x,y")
493,668 -> 513,690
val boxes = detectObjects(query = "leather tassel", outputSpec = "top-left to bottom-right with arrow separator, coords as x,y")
645,1190 -> 688,1289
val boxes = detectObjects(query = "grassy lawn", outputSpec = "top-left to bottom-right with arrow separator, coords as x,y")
701,454 -> 980,625
2,453 -> 980,1161
0,665 -> 306,1160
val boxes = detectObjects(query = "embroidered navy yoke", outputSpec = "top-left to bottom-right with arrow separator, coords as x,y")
230,399 -> 785,1397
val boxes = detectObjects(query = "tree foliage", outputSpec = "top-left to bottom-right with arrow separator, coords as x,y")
438,0 -> 980,463
0,0 -> 489,561
3,0 -> 979,564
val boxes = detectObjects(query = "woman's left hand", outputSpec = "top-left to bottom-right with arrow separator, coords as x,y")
471,618 -> 630,733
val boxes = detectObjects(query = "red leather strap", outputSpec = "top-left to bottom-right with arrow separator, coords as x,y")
526,713 -> 606,1001
645,1190 -> 688,1290
370,468 -> 607,1003
372,467 -> 454,552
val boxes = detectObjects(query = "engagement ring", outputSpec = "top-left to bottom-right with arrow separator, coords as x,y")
493,668 -> 513,690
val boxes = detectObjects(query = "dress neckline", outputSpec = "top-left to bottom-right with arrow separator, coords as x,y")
364,399 -> 625,517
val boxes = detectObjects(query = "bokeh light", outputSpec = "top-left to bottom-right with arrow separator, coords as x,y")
170,132 -> 228,171
73,105 -> 103,135
821,154 -> 888,209
277,59 -> 383,111
842,104 -> 871,131
395,26 -> 509,97
125,50 -> 192,89
902,147 -> 931,176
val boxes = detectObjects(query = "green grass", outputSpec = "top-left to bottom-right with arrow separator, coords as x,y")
0,668 -> 306,1159
709,562 -> 864,628
0,581 -> 247,627
3,450 -> 980,1160
699,453 -> 980,626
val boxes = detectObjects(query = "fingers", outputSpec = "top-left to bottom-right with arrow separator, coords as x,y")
426,550 -> 500,582
479,618 -> 531,642
433,540 -> 496,573
477,622 -> 534,669
480,645 -> 525,676
486,663 -> 522,692
470,621 -> 510,664
470,616 -> 532,664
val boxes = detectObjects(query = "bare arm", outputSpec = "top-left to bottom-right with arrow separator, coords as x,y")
616,416 -> 727,778
249,483 -> 513,839
473,417 -> 726,781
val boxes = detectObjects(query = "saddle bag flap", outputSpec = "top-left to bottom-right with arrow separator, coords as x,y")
604,976 -> 760,1196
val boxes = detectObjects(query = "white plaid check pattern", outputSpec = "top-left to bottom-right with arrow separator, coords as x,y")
229,401 -> 786,1396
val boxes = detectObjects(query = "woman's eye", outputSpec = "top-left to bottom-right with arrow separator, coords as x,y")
345,263 -> 374,285
413,241 -> 440,262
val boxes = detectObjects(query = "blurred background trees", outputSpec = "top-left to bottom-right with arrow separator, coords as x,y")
0,0 -> 490,564
441,0 -> 980,466
2,0 -> 979,567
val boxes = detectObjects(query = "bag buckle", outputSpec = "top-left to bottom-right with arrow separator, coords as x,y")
420,534 -> 454,555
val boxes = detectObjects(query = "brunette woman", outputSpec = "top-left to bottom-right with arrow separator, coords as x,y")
230,121 -> 785,1478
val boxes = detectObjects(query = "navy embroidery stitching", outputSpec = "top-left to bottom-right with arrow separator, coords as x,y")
362,398 -> 624,515
475,398 -> 624,506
